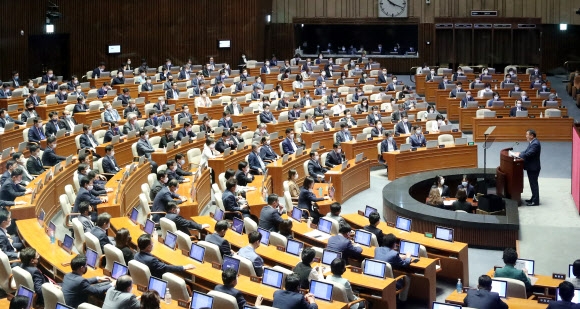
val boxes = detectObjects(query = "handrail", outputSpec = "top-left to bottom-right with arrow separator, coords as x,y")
564,61 -> 580,74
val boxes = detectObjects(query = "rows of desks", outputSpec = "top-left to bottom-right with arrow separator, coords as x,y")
456,106 -> 567,132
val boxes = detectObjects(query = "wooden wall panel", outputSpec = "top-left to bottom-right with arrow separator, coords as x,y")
0,0 -> 271,79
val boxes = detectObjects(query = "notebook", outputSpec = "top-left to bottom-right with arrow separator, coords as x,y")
189,243 -> 206,263
435,226 -> 454,242
309,280 -> 334,302
257,228 -> 270,245
399,240 -> 420,257
231,217 -> 244,234
395,216 -> 412,232
364,205 -> 377,217
62,234 -> 74,252
491,279 -> 508,298
322,249 -> 342,265
363,259 -> 387,278
354,230 -> 372,247
148,276 -> 168,299
222,255 -> 241,274
85,248 -> 99,269
262,268 -> 284,289
286,239 -> 304,256
111,262 -> 129,279
164,231 -> 177,250
190,291 -> 214,309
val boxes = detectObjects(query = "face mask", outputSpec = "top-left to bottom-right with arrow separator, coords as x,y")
393,80 -> 397,83
377,124 -> 382,129
542,85 -> 546,88
373,111 -> 378,114
210,143 -> 215,149
294,174 -> 299,180
388,137 -> 393,142
87,185 -> 94,191
175,207 -> 181,215
314,156 -> 319,161
118,74 -> 123,78
14,179 -> 21,184
494,96 -> 499,100
144,135 -> 149,139
172,166 -> 177,171
516,103 -> 522,107
438,120 -> 443,124
66,115 -> 71,119
289,134 -> 294,139
403,119 -> 408,123
462,181 -> 468,187
430,71 -> 435,75
416,129 -> 422,134
440,179 -> 445,185
267,140 -> 271,145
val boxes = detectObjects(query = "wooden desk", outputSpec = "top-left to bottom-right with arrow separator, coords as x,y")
150,139 -> 204,167
383,144 -> 478,181
208,147 -> 252,178
95,128 -> 167,166
231,113 -> 259,131
198,105 -> 226,120
324,159 -> 370,204
267,149 -> 311,194
486,268 -> 562,293
0,97 -> 25,110
0,125 -> 27,151
457,106 -> 567,132
446,99 -> 562,122
445,290 -> 548,309
472,117 -> 574,142
113,84 -> 140,98
36,104 -> 66,119
74,111 -> 105,126
90,77 -> 111,88
245,175 -> 272,217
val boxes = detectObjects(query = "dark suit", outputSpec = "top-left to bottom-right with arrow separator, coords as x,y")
158,135 -> 175,149
374,247 -> 411,268
134,252 -> 184,279
282,137 -> 297,154
335,130 -> 352,143
55,92 -> 68,104
112,77 -> 125,86
165,213 -> 203,235
122,121 -> 140,135
176,128 -> 195,141
102,286 -> 141,309
215,285 -> 246,309
289,109 -> 302,121
91,68 -> 102,79
438,81 -> 451,90
218,117 -> 233,129
367,113 -> 382,126
519,138 -> 541,204
80,133 -> 99,149
27,156 -> 45,175
103,128 -> 123,143
449,88 -> 464,98
0,228 -> 19,260
273,290 -> 318,309
44,120 -> 62,136
297,188 -> 323,223
248,151 -> 265,172
90,226 -> 113,252
509,106 -> 527,117
41,147 -> 66,166
24,266 -> 47,304
260,144 -> 278,162
226,104 -> 243,115
307,159 -> 327,179
74,187 -> 102,221
460,96 -> 475,108
73,103 -> 88,114
222,190 -> 248,218
438,185 -> 450,197
463,289 -> 508,309
205,232 -> 233,257
166,89 -> 180,99
62,272 -> 111,308
371,127 -> 385,138
364,225 -> 384,247
177,112 -> 193,124
327,234 -> 363,262
457,184 -> 475,198
325,151 -> 344,168
260,111 -> 274,123
409,134 -> 426,147
0,179 -> 26,201
378,74 -> 388,84
258,205 -> 284,231
28,126 -> 46,143
545,300 -> 580,309
60,117 -> 77,131
235,170 -> 254,187
140,83 -> 153,92
123,106 -> 142,119
152,186 -> 182,222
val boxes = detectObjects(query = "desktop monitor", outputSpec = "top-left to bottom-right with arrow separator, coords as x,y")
322,249 -> 342,265
515,259 -> 535,275
286,239 -> 304,256
62,234 -> 74,252
435,226 -> 454,242
144,219 -> 155,235
399,240 -> 420,257
570,264 -> 577,279
189,243 -> 206,263
222,255 -> 241,274
363,259 -> 387,278
557,288 -> 580,303
354,230 -> 372,247
85,248 -> 99,269
164,231 -> 178,250
364,205 -> 377,217
432,302 -> 462,309
309,280 -> 334,302
16,285 -> 34,309
257,228 -> 270,245
291,207 -> 303,221
317,218 -> 332,234
111,262 -> 129,279
190,291 -> 214,309
214,208 -> 224,221
491,279 -> 508,298
148,276 -> 168,299
395,216 -> 412,232
262,268 -> 284,289
56,303 -> 74,309
232,217 -> 244,234
130,207 -> 139,224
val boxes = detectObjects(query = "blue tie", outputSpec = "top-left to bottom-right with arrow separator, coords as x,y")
38,127 -> 45,139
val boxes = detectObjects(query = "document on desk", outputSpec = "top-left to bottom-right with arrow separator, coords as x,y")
304,230 -> 332,241
508,150 -> 518,158
443,200 -> 454,206
529,276 -> 539,286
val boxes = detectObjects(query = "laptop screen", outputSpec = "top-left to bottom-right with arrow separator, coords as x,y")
164,231 -> 177,250
309,280 -> 333,302
111,262 -> 128,279
435,226 -> 454,242
85,248 -> 98,269
432,302 -> 462,309
317,218 -> 332,234
557,288 -> 580,303
17,285 -> 34,309
191,291 -> 214,309
48,221 -> 56,233
399,240 -> 420,257
63,234 -> 74,251
262,268 -> 284,289
570,264 -> 576,279
515,259 -> 535,275
364,205 -> 377,217
363,259 -> 386,278
39,209 -> 45,222
189,243 -> 206,263
214,208 -> 224,221
491,279 -> 507,298
148,276 -> 168,299
144,219 -> 155,235
222,255 -> 240,274
257,228 -> 270,245
286,239 -> 304,256
291,207 -> 303,221
130,207 -> 139,224
395,216 -> 412,232
232,217 -> 244,234
354,230 -> 372,247
322,249 -> 342,265
56,303 -> 74,309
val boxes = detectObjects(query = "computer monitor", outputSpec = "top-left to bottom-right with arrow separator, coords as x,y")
189,243 -> 206,263
85,248 -> 98,269
257,228 -> 270,245
62,234 -> 74,252
164,231 -> 177,250
291,207 -> 303,221
16,285 -> 34,309
353,230 -> 372,247
317,218 -> 332,234
190,291 -> 214,309
435,226 -> 454,242
214,208 -> 224,221
363,259 -> 387,278
432,302 -> 462,309
144,219 -> 155,235
322,249 -> 342,265
222,255 -> 241,274
309,280 -> 334,302
491,279 -> 508,298
395,216 -> 412,232
262,268 -> 284,289
515,259 -> 535,275
399,240 -> 420,257
111,262 -> 129,279
364,205 -> 377,217
557,288 -> 580,303
130,207 -> 139,224
148,276 -> 168,299
231,217 -> 244,234
286,239 -> 304,256
55,303 -> 74,309
570,264 -> 576,279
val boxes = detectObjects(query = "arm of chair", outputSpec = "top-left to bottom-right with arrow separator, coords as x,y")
346,298 -> 366,309
64,213 -> 80,227
224,211 -> 243,219
188,229 -> 201,241
9,260 -> 21,264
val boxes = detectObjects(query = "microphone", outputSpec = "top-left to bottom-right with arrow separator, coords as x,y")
510,141 -> 519,150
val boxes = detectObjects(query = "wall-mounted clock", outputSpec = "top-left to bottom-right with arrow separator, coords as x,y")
379,0 -> 408,18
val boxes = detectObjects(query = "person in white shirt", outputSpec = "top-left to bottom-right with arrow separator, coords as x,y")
331,98 -> 347,115
195,89 -> 211,108
200,137 -> 222,167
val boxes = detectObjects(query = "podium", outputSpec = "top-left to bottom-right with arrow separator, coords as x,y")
498,148 -> 524,205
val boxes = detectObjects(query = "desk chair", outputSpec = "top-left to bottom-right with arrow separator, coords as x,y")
131,143 -> 138,158
214,191 -> 243,220
71,218 -> 86,253
42,283 -> 65,309
233,255 -> 257,277
72,171 -> 81,191
326,279 -> 367,309
138,193 -> 165,227
187,148 -> 201,170
545,108 -> 561,117
283,191 -> 297,213
302,160 -> 310,180
160,217 -> 177,239
157,164 -> 167,172
163,273 -> 191,302
22,128 -> 30,143
218,173 -> 227,192
418,245 -> 441,272
12,266 -> 36,304
175,230 -> 193,252
128,260 -> 151,287
141,183 -> 152,204
95,158 -> 114,178
320,152 -> 329,168
241,131 -> 254,145
269,232 -> 288,248
212,183 -> 221,196
64,185 -> 76,207
500,277 -> 529,298
346,93 -> 353,103
61,194 -> 78,230
475,109 -> 490,118
362,127 -> 373,138
438,134 -> 455,146
104,244 -> 125,271
0,253 -> 16,293
78,303 -> 101,309
147,173 -> 156,188
208,291 -> 239,309
417,111 -> 427,121
324,216 -> 340,235
149,136 -> 161,149
243,217 -> 257,234
196,241 -> 223,264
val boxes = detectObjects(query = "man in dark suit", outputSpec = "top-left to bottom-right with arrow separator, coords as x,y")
97,82 -> 112,99
122,114 -> 141,134
26,90 -> 42,106
141,76 -> 153,92
26,145 -> 45,175
178,65 -> 192,80
102,276 -> 141,309
111,71 -> 125,86
0,210 -> 22,260
259,136 -> 279,163
123,101 -> 142,119
46,77 -> 60,93
42,136 -> 67,166
73,96 -> 88,114
90,212 -> 114,253
463,275 -> 509,309
62,254 -> 113,308
387,76 -> 399,91
116,88 -> 131,106
259,104 -> 275,124
226,98 -> 243,115
79,125 -> 100,157
460,91 -> 476,108
165,202 -> 209,236
166,82 -> 180,99
74,177 -> 105,221
20,248 -> 49,305
177,104 -> 193,124
215,131 -> 236,153
218,111 -> 234,129
335,123 -> 353,143
176,122 -> 196,142
235,162 -> 254,187
248,142 -> 267,174
363,212 -> 384,247
374,233 -> 411,301
215,268 -> 259,309
77,202 -> 94,232
378,68 -> 389,83
103,122 -> 125,144
60,110 -> 77,132
409,126 -> 427,147
26,119 -> 45,144
206,220 -> 234,257
134,234 -> 193,279
55,86 -> 69,103
281,128 -> 298,154
158,128 -> 176,149
44,112 -> 62,136
449,82 -> 464,98
0,168 -> 31,203
307,151 -> 327,182
457,175 -> 475,198
149,170 -> 168,201
514,129 -> 542,206
92,62 -> 105,79
325,143 -> 345,168
327,224 -> 362,262
101,145 -> 120,174
509,99 -> 528,117
273,273 -> 318,309
152,180 -> 185,222
0,160 -> 16,186
222,179 -> 250,218
258,194 -> 284,231
438,76 -> 451,90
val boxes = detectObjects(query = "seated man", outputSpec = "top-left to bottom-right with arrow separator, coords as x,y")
374,233 -> 411,301
325,143 -> 345,168
494,248 -> 532,290
0,209 -> 22,261
175,153 -> 192,177
102,145 -> 121,174
567,259 -> 580,288
206,220 -> 234,257
77,201 -> 94,232
90,212 -> 115,253
42,136 -> 67,166
363,212 -> 384,247
166,160 -> 187,183
134,234 -> 194,278
409,126 -> 426,147
281,128 -> 298,155
237,231 -> 265,276
235,162 -> 254,187
509,99 -> 527,117
258,194 -> 284,231
460,91 -> 476,108
273,273 -> 318,309
259,136 -> 279,163
248,142 -> 267,174
259,104 -> 275,124
164,201 -> 209,236
307,151 -> 327,183
326,224 -> 362,262
79,125 -> 101,158
27,119 -> 46,144
335,123 -> 353,143
325,202 -> 347,227
26,145 -> 45,176
152,179 -> 186,222
547,281 -> 580,309
463,275 -> 508,309
215,268 -> 262,309
74,177 -> 106,222
218,111 -> 233,129
394,115 -> 412,135
102,275 -> 140,309
222,179 -> 250,218
62,254 -> 113,308
20,248 -> 52,306
0,168 -> 32,202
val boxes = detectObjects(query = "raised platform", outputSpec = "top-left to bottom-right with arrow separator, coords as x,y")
382,168 -> 519,249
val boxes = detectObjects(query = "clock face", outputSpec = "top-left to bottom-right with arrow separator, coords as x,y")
379,0 -> 408,18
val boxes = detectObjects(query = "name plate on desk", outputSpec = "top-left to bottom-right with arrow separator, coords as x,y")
137,285 -> 147,292
350,267 -> 362,274
424,232 -> 433,238
411,147 -> 417,151
529,115 -> 536,118
386,222 -> 395,227
438,145 -> 445,148
357,210 -> 365,216
276,245 -> 285,252
181,249 -> 189,256
538,297 -> 551,304
103,269 -> 112,277
553,273 -> 566,280
313,257 -> 321,263
250,276 -> 262,283
178,300 -> 190,308
211,262 -> 222,270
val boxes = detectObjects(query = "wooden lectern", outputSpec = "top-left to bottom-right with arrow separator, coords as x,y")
498,148 -> 524,205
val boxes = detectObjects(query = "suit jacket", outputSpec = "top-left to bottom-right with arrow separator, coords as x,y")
103,128 -> 123,143
260,111 -> 274,123
394,122 -> 412,135
299,97 -> 313,108
165,213 -> 203,235
273,290 -> 318,309
78,215 -> 94,232
409,134 -> 426,147
366,113 -> 382,126
24,266 -> 46,301
123,106 -> 142,119
438,185 -> 450,197
215,285 -> 246,309
26,95 -> 41,106
297,188 -> 324,214
91,68 -> 102,79
102,286 -> 141,309
134,252 -> 184,279
307,159 -> 327,178
62,272 -> 111,308
177,112 -> 193,124
509,106 -> 527,117
438,81 -> 450,90
152,186 -> 182,214
166,89 -> 180,99
387,83 -> 397,91
457,184 -> 475,198
235,170 -> 253,187
222,190 -> 243,215
205,232 -> 233,257
259,205 -> 284,231
140,83 -> 153,92
27,156 -> 45,175
112,77 -> 125,86
449,88 -> 464,98
327,234 -> 362,262
301,121 -> 315,132
363,225 -> 384,247
325,151 -> 344,168
73,103 -> 87,114
277,100 -> 289,110
0,171 -> 11,186
380,139 -> 398,153
289,109 -> 302,121
60,117 -> 77,131
282,137 -> 297,154
176,128 -> 195,141
56,92 -> 68,103
546,301 -> 580,309
136,138 -> 155,159
104,109 -> 122,123
238,245 -> 264,276
90,226 -> 112,252
226,104 -> 243,115
248,151 -> 265,172
218,117 -> 233,128
97,88 -> 108,98
335,131 -> 352,143
371,127 -> 385,137
519,138 -> 541,172
494,265 -> 532,290
0,228 -> 18,260
260,145 -> 278,161
463,289 -> 508,309
122,121 -> 140,135
74,187 -> 102,211
158,135 -> 175,149
80,133 -> 99,149
42,146 -> 66,166
44,120 -> 62,136
374,247 -> 411,268
28,126 -> 46,143
460,96 -> 475,108
0,179 -> 26,201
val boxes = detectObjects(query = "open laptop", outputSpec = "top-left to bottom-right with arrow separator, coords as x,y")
321,249 -> 342,266
515,258 -> 539,285
435,226 -> 454,242
144,219 -> 155,235
16,285 -> 35,309
111,262 -> 129,279
222,255 -> 241,274
399,240 -> 420,257
364,205 -> 377,217
363,259 -> 387,278
148,276 -> 168,299
311,141 -> 320,152
516,110 -> 528,117
355,153 -> 363,163
356,133 -> 367,141
56,303 -> 74,309
262,268 -> 284,289
62,234 -> 74,253
439,125 -> 452,132
257,227 -> 270,245
164,231 -> 178,250
395,216 -> 412,232
426,140 -> 438,149
189,243 -> 206,263
85,248 -> 99,269
491,279 -> 508,298
455,138 -> 467,145
213,208 -> 224,221
309,280 -> 334,302
291,207 -> 303,222
317,218 -> 333,234
432,302 -> 462,309
557,288 -> 580,303
354,230 -> 373,247
190,291 -> 214,309
399,144 -> 411,152
129,208 -> 139,224
286,239 -> 304,256
231,217 -> 244,234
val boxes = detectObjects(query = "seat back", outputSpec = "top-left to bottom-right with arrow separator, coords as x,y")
417,111 -> 427,120
369,232 -> 379,247
324,216 -> 340,235
138,193 -> 151,224
42,282 -> 65,309
148,173 -> 157,187
212,183 -> 221,195
73,171 -> 81,191
302,160 -> 309,178
175,230 -> 192,251
71,218 -> 86,253
545,108 -> 561,118
207,290 -> 239,309
94,130 -> 107,144
214,192 -> 226,212
141,183 -> 152,203
320,152 -> 329,167
218,172 -> 227,191
327,279 -> 349,303
476,108 -> 490,117
438,134 -> 455,146
501,277 -> 527,298
23,128 -> 30,142
419,245 -> 428,258
282,181 -> 290,193
78,303 -> 102,309
85,232 -> 103,256
160,217 -> 177,239
75,134 -> 82,150
283,191 -> 294,213
95,158 -> 105,174
162,272 -> 191,302
104,244 -> 126,271
128,260 -> 151,287
131,143 -> 138,157
65,184 -> 76,206
269,232 -> 288,248
12,266 -> 34,291
187,148 -> 202,169
244,217 -> 257,234
233,254 -> 257,277
60,194 -> 72,218
197,240 -> 223,264
149,136 -> 161,149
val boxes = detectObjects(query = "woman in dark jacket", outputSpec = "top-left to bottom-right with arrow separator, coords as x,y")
297,176 -> 329,224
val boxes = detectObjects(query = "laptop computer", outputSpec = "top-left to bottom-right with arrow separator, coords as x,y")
395,216 -> 412,232
322,249 -> 342,266
164,231 -> 178,250
73,124 -> 83,134
16,285 -> 35,309
262,268 -> 284,289
257,227 -> 270,245
432,302 -> 462,309
356,133 -> 367,141
439,125 -> 452,132
363,259 -> 387,278
309,280 -> 334,302
455,138 -> 467,145
491,279 -> 508,298
286,239 -> 304,256
282,154 -> 289,163
222,255 -> 241,274
189,243 -> 206,263
399,240 -> 420,257
399,144 -> 411,151
144,219 -> 155,235
317,218 -> 333,234
85,248 -> 99,269
311,141 -> 320,152
426,140 -> 438,149
213,208 -> 224,221
111,262 -> 129,279
515,259 -> 535,276
148,276 -> 168,299
364,205 -> 377,217
231,217 -> 244,234
56,304 -> 74,309
354,230 -> 373,247
435,226 -> 454,242
62,234 -> 74,253
295,147 -> 304,157
291,207 -> 303,222
313,125 -> 324,132
3,122 -> 14,131
516,110 -> 528,117
190,291 -> 214,309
